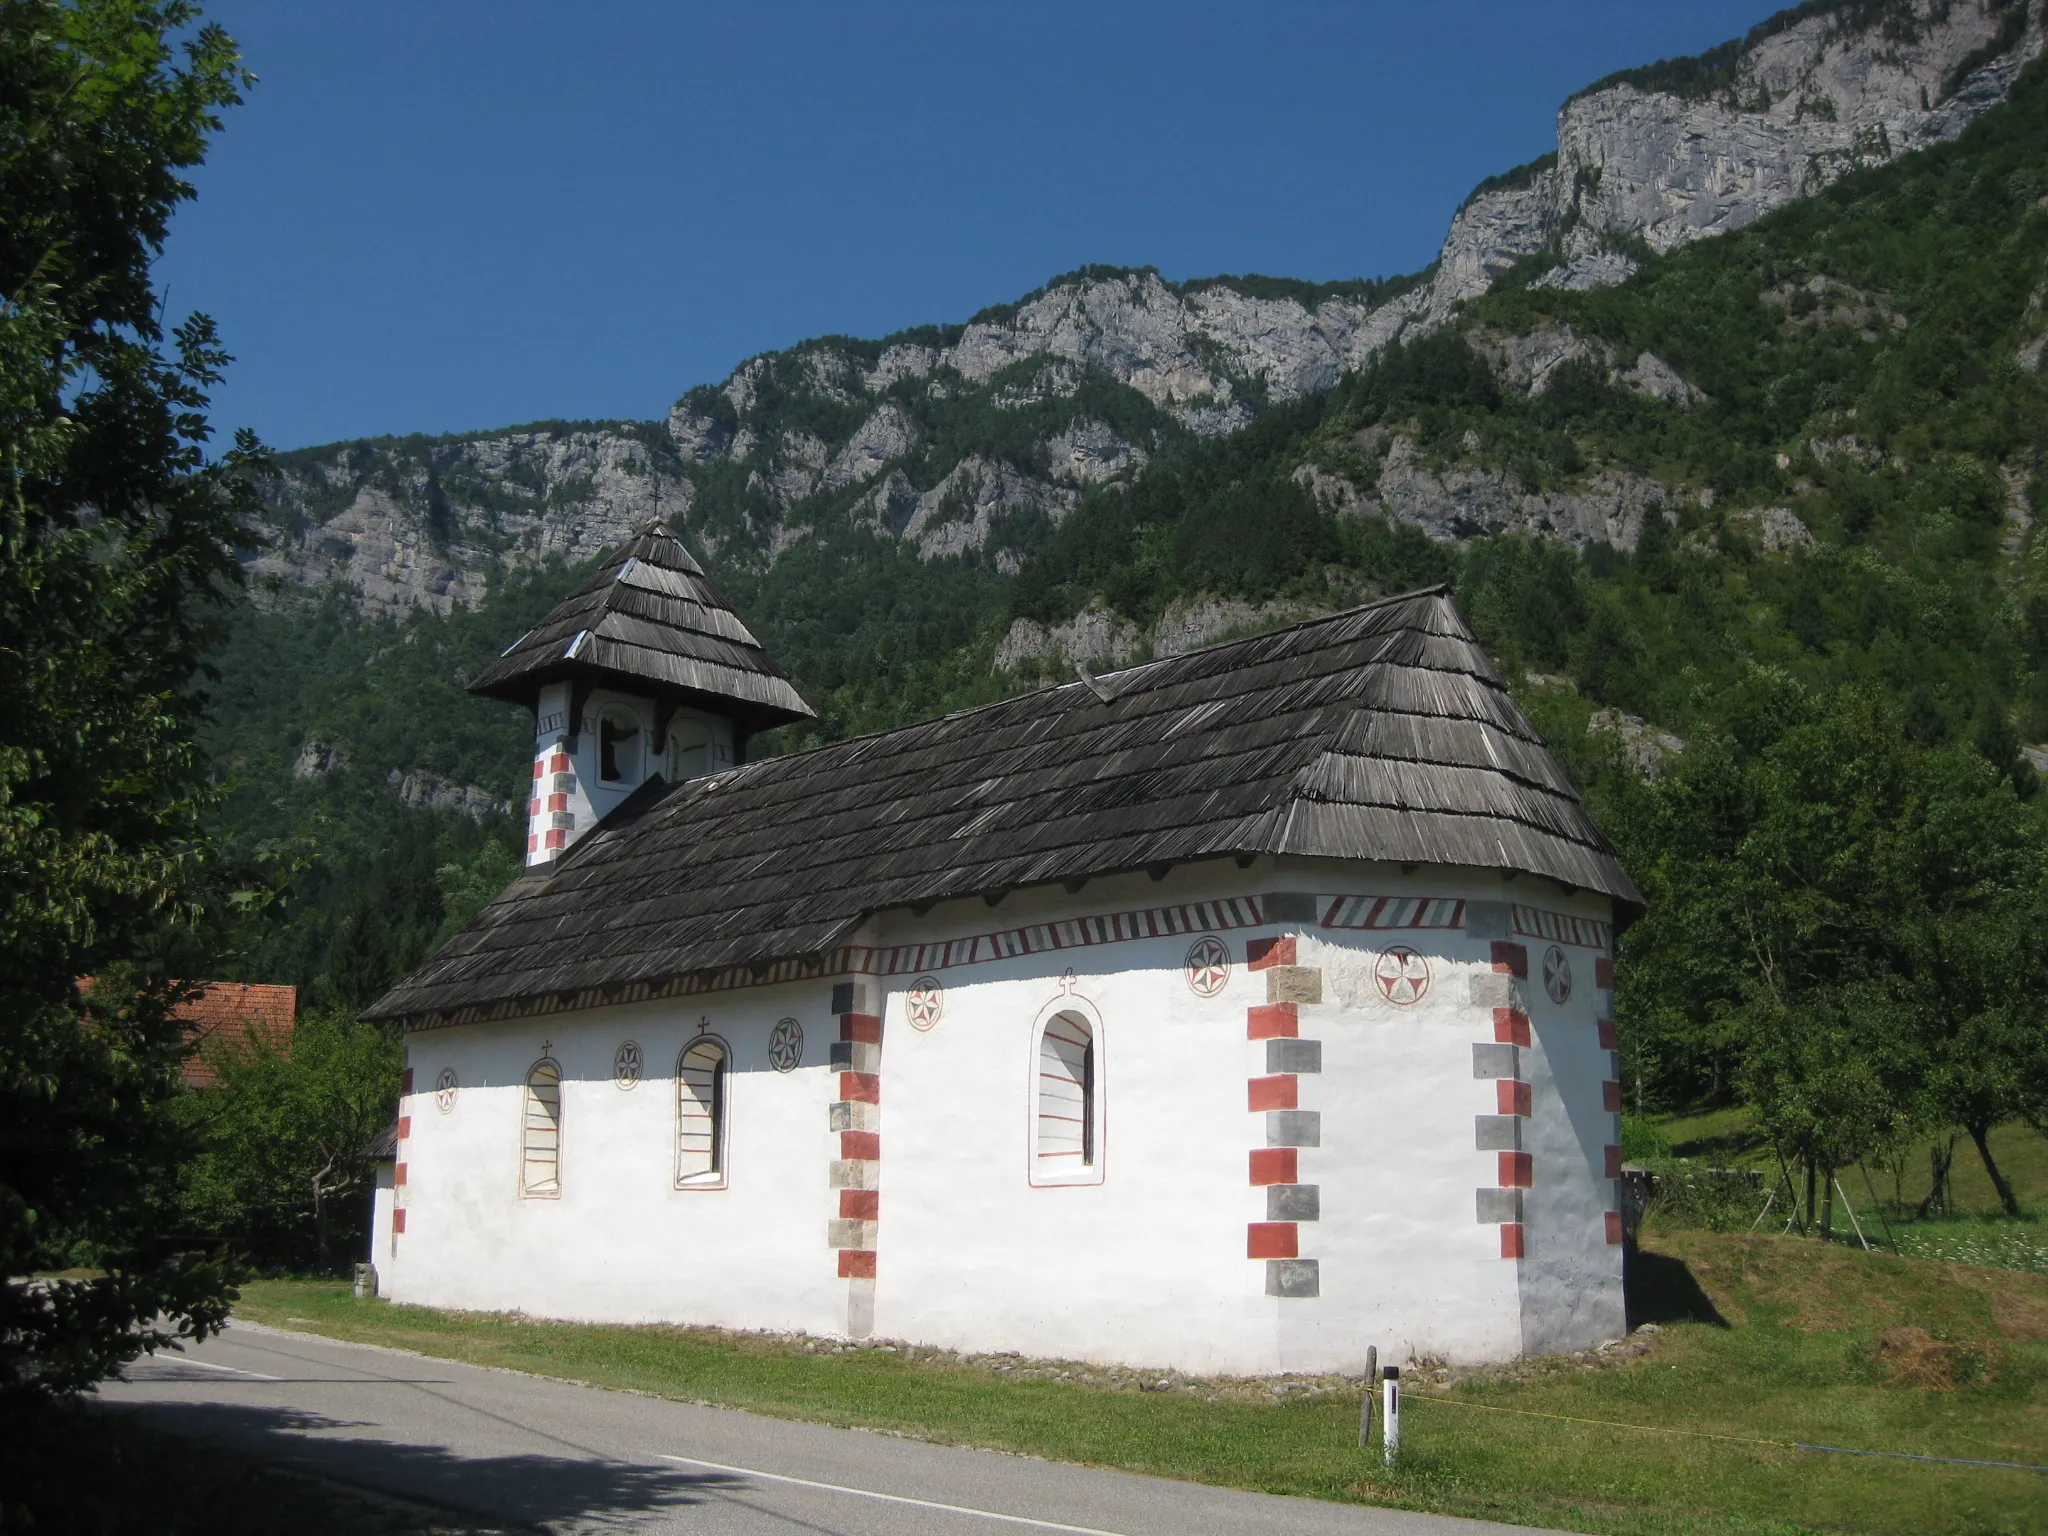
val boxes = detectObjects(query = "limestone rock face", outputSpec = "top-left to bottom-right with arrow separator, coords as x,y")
1369,435 -> 1679,550
1470,324 -> 1708,408
993,605 -> 1144,672
293,740 -> 348,779
885,456 -> 1077,564
1420,0 -> 2043,318
1730,505 -> 1815,553
386,767 -> 513,823
1469,325 -> 1607,396
1617,352 -> 1705,412
825,405 -> 922,492
994,593 -> 1332,673
939,269 -> 1406,429
1046,419 -> 1148,486
1589,709 -> 1687,777
253,429 -> 691,619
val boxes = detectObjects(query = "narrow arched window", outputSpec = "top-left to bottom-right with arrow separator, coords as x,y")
521,1058 -> 562,1197
676,1037 -> 729,1188
667,720 -> 712,782
1036,1011 -> 1095,1167
599,707 -> 643,784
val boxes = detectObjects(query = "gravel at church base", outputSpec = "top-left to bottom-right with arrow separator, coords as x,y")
672,1322 -> 1660,1403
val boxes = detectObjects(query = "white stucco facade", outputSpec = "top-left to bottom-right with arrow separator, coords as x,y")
378,859 -> 1625,1373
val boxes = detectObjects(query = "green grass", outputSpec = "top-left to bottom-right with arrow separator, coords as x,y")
232,1226 -> 2048,1536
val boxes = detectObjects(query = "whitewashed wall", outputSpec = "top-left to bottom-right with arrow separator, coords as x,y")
382,856 -> 1623,1371
390,981 -> 847,1334
368,1163 -> 396,1296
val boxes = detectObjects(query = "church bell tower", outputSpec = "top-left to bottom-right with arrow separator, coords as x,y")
467,520 -> 814,867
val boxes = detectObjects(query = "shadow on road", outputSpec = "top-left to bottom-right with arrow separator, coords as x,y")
105,1399 -> 747,1530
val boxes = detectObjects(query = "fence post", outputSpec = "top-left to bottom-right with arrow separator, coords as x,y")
1359,1345 -> 1377,1448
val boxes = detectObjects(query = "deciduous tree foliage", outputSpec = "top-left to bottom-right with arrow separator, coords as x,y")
0,0 -> 257,1397
177,1012 -> 403,1271
1587,676 -> 2048,1223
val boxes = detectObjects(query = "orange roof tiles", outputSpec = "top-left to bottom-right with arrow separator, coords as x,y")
177,983 -> 297,1087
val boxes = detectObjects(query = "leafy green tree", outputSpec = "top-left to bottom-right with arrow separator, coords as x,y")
1615,673 -> 2048,1224
0,0 -> 256,1398
179,1012 -> 403,1269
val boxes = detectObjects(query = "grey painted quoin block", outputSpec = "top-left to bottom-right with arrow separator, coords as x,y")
1264,966 -> 1323,1005
1474,1114 -> 1523,1151
829,1041 -> 881,1072
1267,1183 -> 1321,1221
1265,1110 -> 1322,1147
827,1159 -> 878,1189
828,1101 -> 879,1132
827,1218 -> 877,1249
830,980 -> 878,1016
1265,1259 -> 1320,1298
1266,1038 -> 1323,1074
1475,1188 -> 1523,1223
1471,1043 -> 1520,1079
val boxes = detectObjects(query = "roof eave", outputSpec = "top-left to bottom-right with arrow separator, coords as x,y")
465,655 -> 816,732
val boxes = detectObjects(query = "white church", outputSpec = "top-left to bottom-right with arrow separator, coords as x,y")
363,520 -> 1642,1373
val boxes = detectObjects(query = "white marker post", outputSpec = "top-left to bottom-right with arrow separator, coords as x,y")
1382,1365 -> 1401,1466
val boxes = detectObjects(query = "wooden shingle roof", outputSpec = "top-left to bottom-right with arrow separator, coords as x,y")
366,588 -> 1639,1026
468,520 -> 814,731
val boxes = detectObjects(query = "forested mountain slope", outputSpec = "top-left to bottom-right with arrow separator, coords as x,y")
213,0 -> 2048,1137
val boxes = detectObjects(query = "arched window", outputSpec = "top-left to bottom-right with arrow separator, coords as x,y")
521,1058 -> 562,1197
598,706 -> 643,784
667,719 -> 712,782
1036,1010 -> 1095,1171
676,1037 -> 729,1188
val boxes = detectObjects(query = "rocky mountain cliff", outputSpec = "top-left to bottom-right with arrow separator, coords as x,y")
249,0 -> 2042,620
1424,0 -> 2044,306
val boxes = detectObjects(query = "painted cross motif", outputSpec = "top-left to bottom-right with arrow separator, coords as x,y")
1374,945 -> 1430,1006
434,1066 -> 458,1114
768,1017 -> 804,1073
1543,945 -> 1573,1006
906,977 -> 943,1031
1185,935 -> 1231,997
613,1040 -> 643,1089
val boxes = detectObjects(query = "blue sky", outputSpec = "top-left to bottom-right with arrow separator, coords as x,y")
162,1 -> 1778,451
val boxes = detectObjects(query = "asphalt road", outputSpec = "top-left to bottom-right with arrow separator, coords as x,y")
100,1322 -> 1561,1536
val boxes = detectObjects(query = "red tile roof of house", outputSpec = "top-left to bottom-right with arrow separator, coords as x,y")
178,983 -> 297,1087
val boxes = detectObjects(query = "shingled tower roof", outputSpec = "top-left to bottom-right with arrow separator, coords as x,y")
468,520 -> 813,732
370,587 -> 1640,1028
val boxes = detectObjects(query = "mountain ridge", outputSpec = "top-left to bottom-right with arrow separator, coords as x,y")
249,0 -> 2043,621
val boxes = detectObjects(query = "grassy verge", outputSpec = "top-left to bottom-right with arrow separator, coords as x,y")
231,1226 -> 2048,1536
0,1397 -> 488,1535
